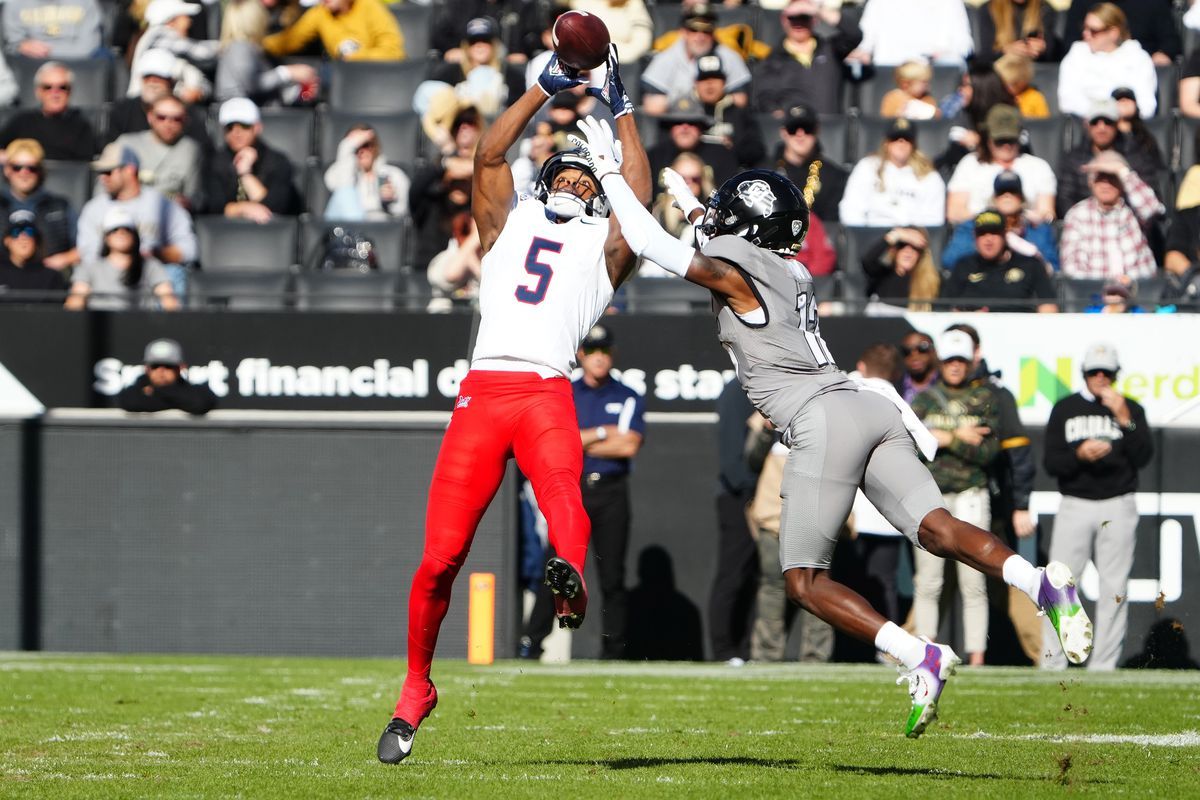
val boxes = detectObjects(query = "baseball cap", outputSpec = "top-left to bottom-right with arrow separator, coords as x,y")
784,104 -> 818,134
144,338 -> 185,367
1087,97 -> 1119,123
1111,86 -> 1136,103
784,0 -> 819,15
936,330 -> 975,363
464,17 -> 499,42
91,142 -> 140,172
885,117 -> 916,143
102,206 -> 138,233
1081,342 -> 1120,373
218,97 -> 261,127
993,170 -> 1024,198
659,96 -> 713,128
1102,280 -> 1134,300
144,0 -> 201,27
7,209 -> 38,238
139,49 -> 178,80
682,3 -> 717,32
582,324 -> 613,350
985,104 -> 1021,141
973,208 -> 1005,236
696,54 -> 725,81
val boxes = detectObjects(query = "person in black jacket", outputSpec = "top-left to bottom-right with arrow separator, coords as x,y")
0,210 -> 68,302
760,104 -> 849,224
0,62 -> 97,161
0,138 -> 78,270
117,338 -> 218,415
1042,341 -> 1153,671
693,54 -> 765,171
204,97 -> 300,221
940,209 -> 1058,312
752,0 -> 861,115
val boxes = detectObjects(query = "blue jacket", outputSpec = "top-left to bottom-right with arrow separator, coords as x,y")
942,219 -> 1059,273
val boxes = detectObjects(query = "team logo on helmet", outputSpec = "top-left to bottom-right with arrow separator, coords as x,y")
791,220 -> 802,235
736,180 -> 776,209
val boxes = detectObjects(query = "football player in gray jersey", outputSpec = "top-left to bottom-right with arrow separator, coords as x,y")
571,115 -> 1093,738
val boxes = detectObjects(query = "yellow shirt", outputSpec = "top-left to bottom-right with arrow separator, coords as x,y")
263,0 -> 405,61
1015,87 -> 1050,119
1177,166 -> 1200,210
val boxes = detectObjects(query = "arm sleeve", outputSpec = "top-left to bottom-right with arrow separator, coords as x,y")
946,430 -> 999,467
166,202 -> 197,263
1133,50 -> 1158,118
1056,47 -> 1087,118
260,153 -> 299,215
154,381 -> 219,415
263,8 -> 321,57
324,136 -> 359,191
1058,210 -> 1085,278
599,172 -> 695,278
861,235 -> 893,277
2,2 -> 27,52
355,1 -> 404,60
0,52 -> 17,106
1042,403 -> 1080,479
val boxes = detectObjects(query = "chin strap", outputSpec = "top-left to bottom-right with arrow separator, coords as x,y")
599,172 -> 695,278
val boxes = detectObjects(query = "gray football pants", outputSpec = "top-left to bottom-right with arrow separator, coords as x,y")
1042,493 -> 1138,671
780,389 -> 945,570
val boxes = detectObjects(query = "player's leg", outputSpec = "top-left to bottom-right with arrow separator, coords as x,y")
513,378 -> 591,628
1087,494 -> 1137,671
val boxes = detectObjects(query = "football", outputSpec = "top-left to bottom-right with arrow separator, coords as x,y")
552,10 -> 610,71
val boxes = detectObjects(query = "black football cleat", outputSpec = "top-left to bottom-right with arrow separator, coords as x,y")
377,717 -> 417,764
544,556 -> 588,629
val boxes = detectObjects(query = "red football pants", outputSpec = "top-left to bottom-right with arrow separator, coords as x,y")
399,371 -> 590,713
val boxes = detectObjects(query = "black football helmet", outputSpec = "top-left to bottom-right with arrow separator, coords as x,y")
698,169 -> 809,255
534,149 -> 610,219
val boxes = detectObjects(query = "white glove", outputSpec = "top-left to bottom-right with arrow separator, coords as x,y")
569,115 -> 623,181
661,167 -> 704,219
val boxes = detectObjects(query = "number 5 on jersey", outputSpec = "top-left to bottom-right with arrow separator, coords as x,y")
516,237 -> 562,304
796,290 -> 834,366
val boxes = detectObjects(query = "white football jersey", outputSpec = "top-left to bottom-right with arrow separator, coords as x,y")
471,196 -> 614,377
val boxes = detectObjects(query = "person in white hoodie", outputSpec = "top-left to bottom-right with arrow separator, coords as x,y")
1057,3 -> 1157,119
846,0 -> 973,68
839,118 -> 946,228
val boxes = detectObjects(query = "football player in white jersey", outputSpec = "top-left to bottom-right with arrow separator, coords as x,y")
377,48 -> 650,764
569,115 -> 1093,738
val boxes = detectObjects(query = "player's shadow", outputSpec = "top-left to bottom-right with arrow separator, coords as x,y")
833,764 -> 1114,784
624,545 -> 704,661
538,756 -> 804,770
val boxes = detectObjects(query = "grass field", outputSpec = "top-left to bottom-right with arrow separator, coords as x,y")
2,653 -> 1198,798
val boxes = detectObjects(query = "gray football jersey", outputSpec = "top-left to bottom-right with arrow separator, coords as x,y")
707,235 -> 853,429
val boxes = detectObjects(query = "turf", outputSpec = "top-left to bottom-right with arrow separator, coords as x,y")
1,653 -> 1198,798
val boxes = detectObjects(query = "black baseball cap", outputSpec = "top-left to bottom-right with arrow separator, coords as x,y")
1111,86 -> 1136,102
682,3 -> 717,32
7,209 -> 37,238
464,16 -> 498,42
582,324 -> 613,349
885,117 -> 916,143
993,170 -> 1024,198
696,54 -> 725,81
784,104 -> 818,134
973,208 -> 1005,236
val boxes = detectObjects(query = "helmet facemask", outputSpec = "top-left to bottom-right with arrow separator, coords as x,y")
535,153 -> 610,219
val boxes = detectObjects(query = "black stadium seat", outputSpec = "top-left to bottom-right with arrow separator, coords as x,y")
296,271 -> 397,311
1058,277 -> 1108,312
328,60 -> 429,113
317,109 -> 422,167
195,216 -> 299,273
39,160 -> 94,209
299,216 -> 409,273
188,271 -> 292,310
389,3 -> 434,59
624,276 -> 712,313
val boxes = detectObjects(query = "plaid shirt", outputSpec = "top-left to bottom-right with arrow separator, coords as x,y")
1059,171 -> 1164,280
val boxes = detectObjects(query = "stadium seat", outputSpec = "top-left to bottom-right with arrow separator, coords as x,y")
1156,63 -> 1179,119
328,60 -> 429,113
299,216 -> 409,273
624,276 -> 712,312
853,116 -> 954,162
194,216 -> 299,273
1058,277 -> 1108,312
821,219 -> 844,271
304,163 -> 330,218
1032,62 -> 1060,116
296,271 -> 397,311
317,109 -> 422,167
816,113 -> 851,166
40,160 -> 94,209
389,3 -> 433,59
1021,116 -> 1068,166
1139,114 -> 1176,171
396,268 -> 433,311
10,57 -> 112,108
1178,115 -> 1200,171
811,272 -> 836,303
256,107 -> 317,172
188,271 -> 292,310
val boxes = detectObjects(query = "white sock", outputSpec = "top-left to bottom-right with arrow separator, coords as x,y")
1003,554 -> 1042,605
875,621 -> 927,670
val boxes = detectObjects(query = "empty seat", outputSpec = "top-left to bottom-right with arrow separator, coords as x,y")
625,276 -> 712,313
328,60 -> 429,113
1139,114 -> 1175,171
1156,63 -> 1179,119
304,162 -> 330,217
11,57 -> 112,108
40,159 -> 94,209
194,216 -> 299,273
258,107 -> 317,171
1058,277 -> 1108,312
300,216 -> 409,272
188,271 -> 292,310
852,116 -> 954,161
1032,62 -> 1060,116
1021,116 -> 1068,166
318,109 -> 422,167
296,271 -> 396,311
389,3 -> 433,59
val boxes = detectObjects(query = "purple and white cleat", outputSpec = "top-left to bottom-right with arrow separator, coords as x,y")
897,639 -> 961,738
1038,561 -> 1093,665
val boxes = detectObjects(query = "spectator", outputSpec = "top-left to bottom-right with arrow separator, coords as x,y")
1057,97 -> 1163,217
425,216 -> 482,312
839,118 -> 946,228
937,64 -> 1018,176
204,98 -> 301,222
324,125 -> 410,221
1057,3 -> 1157,119
77,143 -> 197,297
113,95 -> 204,210
427,17 -> 508,117
940,208 -> 1058,312
1063,0 -> 1179,67
976,0 -> 1063,66
216,0 -> 320,105
946,104 -> 1056,223
911,329 -> 1001,667
263,0 -> 404,61
1042,341 -> 1153,671
0,62 -> 97,161
1111,87 -> 1166,188
745,411 -> 833,663
0,139 -> 79,270
105,49 -> 210,147
847,0 -> 973,68
993,54 -> 1050,118
410,105 -> 480,271
879,61 -> 939,120
752,0 -> 862,116
860,226 -> 941,309
572,324 -> 645,659
1060,150 -> 1162,281
66,207 -> 180,310
570,0 -> 653,64
648,97 -> 739,191
641,3 -> 751,116
0,210 -> 68,302
650,152 -> 712,251
709,377 -> 760,666
944,170 -> 1058,272
3,0 -> 104,59
128,0 -> 221,103
761,104 -> 849,224
797,214 -> 836,278
899,329 -> 938,403
511,119 -> 559,197
693,54 -> 766,170
1083,277 -> 1148,313
117,338 -> 218,415
264,0 -> 305,36
1164,203 -> 1200,301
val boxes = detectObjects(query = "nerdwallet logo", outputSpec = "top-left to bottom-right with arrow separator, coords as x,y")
1019,357 -> 1200,408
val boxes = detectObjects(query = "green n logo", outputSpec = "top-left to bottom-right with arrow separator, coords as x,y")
1019,357 -> 1072,407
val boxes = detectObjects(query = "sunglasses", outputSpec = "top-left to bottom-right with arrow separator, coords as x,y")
7,163 -> 39,173
901,342 -> 933,356
154,112 -> 185,123
1083,24 -> 1110,36
786,13 -> 814,26
1085,368 -> 1116,379
38,83 -> 71,91
785,124 -> 814,136
992,137 -> 1019,147
896,241 -> 925,253
224,122 -> 253,132
1088,116 -> 1116,127
7,226 -> 36,238
582,346 -> 611,355
148,363 -> 178,371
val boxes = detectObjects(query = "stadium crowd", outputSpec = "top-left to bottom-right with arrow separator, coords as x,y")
0,0 -> 1198,310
